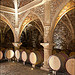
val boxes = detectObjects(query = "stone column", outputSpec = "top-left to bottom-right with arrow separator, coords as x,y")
40,43 -> 50,71
40,1 -> 53,70
40,43 -> 54,71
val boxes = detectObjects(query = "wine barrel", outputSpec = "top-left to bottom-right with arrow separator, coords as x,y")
21,50 -> 31,62
0,51 -> 3,60
29,51 -> 44,65
15,50 -> 21,60
48,53 -> 68,71
1,48 -> 5,51
59,51 -> 66,54
66,56 -> 75,75
5,50 -> 14,59
1,48 -> 7,60
69,52 -> 75,56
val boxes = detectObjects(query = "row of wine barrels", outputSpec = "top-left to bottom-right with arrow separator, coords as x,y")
15,48 -> 33,62
66,56 -> 75,75
29,50 -> 44,65
48,53 -> 68,71
15,48 -> 44,65
0,49 -> 14,61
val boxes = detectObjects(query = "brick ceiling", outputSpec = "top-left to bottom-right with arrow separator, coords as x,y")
0,0 -> 34,8
19,0 -> 34,8
0,0 -> 14,8
67,9 -> 75,32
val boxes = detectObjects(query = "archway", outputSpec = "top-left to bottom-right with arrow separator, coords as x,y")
19,11 -> 44,38
20,19 -> 44,49
0,19 -> 14,49
0,14 -> 15,42
51,1 -> 75,37
53,8 -> 75,54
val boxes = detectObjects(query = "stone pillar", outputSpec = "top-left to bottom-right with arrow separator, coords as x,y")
40,1 -> 53,70
40,43 -> 54,71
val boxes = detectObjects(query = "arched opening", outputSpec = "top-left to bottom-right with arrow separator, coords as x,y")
20,20 -> 44,50
53,9 -> 75,54
0,19 -> 14,49
19,12 -> 44,38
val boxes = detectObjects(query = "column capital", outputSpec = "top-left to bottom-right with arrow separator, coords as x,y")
40,43 -> 49,49
12,42 -> 22,49
40,43 -> 55,49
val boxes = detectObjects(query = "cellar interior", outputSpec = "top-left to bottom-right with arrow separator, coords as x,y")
53,9 -> 75,54
0,19 -> 14,49
20,20 -> 44,49
0,0 -> 75,75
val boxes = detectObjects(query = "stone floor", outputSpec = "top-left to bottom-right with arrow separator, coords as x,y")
0,61 -> 49,75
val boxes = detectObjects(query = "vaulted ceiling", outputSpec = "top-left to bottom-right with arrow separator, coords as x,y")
0,19 -> 7,29
19,0 -> 34,8
0,0 -> 14,8
0,0 -> 34,8
53,9 -> 75,50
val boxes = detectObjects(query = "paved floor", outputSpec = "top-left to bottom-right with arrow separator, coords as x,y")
0,62 -> 49,75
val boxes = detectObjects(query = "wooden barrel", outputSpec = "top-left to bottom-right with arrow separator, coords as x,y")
0,51 -> 3,60
15,50 -> 21,60
48,53 -> 68,71
1,48 -> 5,51
29,51 -> 44,65
66,56 -> 75,75
69,52 -> 75,56
21,50 -> 31,62
52,50 -> 57,54
59,51 -> 66,54
1,48 -> 7,60
6,50 -> 14,59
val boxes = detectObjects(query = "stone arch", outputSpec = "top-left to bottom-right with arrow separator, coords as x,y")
50,0 -> 75,40
50,1 -> 75,51
19,11 -> 44,38
0,14 -> 15,42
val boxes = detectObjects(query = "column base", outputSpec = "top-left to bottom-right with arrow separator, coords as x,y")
40,65 -> 50,71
